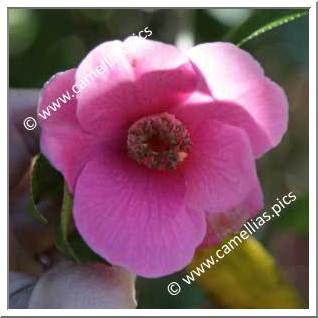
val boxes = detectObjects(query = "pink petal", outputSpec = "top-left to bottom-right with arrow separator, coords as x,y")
200,185 -> 263,247
73,152 -> 206,277
38,69 -> 78,128
174,105 -> 260,213
38,70 -> 102,192
235,77 -> 288,154
40,128 -> 100,192
192,101 -> 271,158
188,42 -> 288,157
75,38 -> 198,140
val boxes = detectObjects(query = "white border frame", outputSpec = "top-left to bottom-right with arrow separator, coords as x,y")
2,0 -> 316,316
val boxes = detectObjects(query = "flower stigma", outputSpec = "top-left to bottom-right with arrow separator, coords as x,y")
127,112 -> 191,170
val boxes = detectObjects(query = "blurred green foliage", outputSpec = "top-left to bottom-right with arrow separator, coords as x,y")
189,237 -> 303,308
137,272 -> 209,308
273,194 -> 309,235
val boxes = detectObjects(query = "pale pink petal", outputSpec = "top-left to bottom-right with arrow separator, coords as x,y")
200,185 -> 263,247
174,105 -> 260,213
75,38 -> 198,138
28,260 -> 137,309
235,77 -> 288,154
188,42 -> 288,157
73,152 -> 206,277
38,70 -> 102,192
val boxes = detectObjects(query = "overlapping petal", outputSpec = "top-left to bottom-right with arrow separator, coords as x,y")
188,42 -> 288,157
38,69 -> 102,192
75,37 -> 199,139
173,104 -> 260,213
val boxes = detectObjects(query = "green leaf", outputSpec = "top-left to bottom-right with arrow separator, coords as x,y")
55,185 -> 80,262
27,197 -> 48,224
61,184 -> 73,237
28,154 -> 63,224
225,9 -> 308,47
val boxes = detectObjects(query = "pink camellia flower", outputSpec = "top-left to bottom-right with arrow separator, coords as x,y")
38,37 -> 288,277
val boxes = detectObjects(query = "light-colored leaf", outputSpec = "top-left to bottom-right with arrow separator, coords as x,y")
9,272 -> 37,309
28,260 -> 137,309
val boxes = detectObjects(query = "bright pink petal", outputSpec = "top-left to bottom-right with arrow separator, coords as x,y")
73,152 -> 206,277
188,42 -> 288,157
75,38 -> 198,140
38,70 -> 102,192
174,105 -> 260,213
200,184 -> 263,247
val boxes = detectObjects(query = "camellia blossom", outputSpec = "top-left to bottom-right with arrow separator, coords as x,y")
38,37 -> 288,277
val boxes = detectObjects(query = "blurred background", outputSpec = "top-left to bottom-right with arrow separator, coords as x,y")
9,9 -> 309,308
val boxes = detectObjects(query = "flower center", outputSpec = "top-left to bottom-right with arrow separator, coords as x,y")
127,112 -> 191,171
